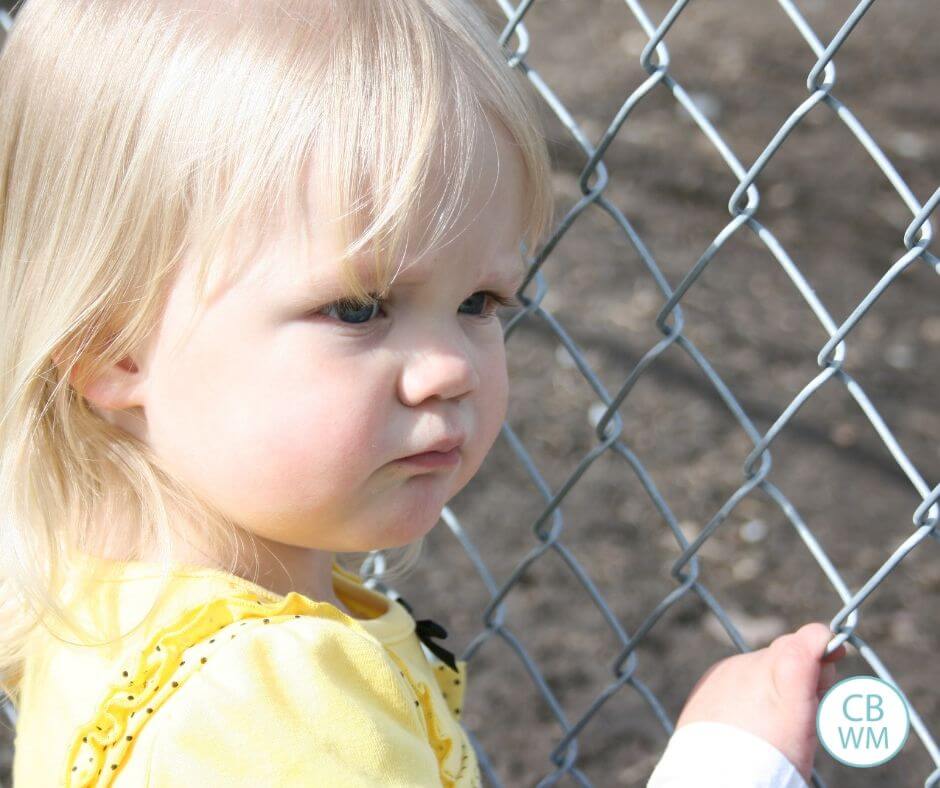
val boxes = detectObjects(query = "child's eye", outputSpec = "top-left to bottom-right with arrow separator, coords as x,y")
314,290 -> 521,327
459,290 -> 522,319
316,294 -> 383,326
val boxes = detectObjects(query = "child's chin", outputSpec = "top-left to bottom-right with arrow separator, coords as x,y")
376,510 -> 442,549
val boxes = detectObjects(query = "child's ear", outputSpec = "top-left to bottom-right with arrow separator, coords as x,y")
51,334 -> 148,413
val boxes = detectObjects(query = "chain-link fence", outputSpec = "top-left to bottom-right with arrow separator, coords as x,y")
1,1 -> 938,786
362,1 -> 938,786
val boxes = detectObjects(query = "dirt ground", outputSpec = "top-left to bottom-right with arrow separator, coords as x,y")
407,1 -> 938,785
1,1 -> 938,786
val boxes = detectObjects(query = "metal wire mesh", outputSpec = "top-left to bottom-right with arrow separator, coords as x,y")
361,1 -> 937,785
0,1 -> 937,786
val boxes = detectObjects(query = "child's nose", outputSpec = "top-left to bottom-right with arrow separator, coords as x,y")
397,346 -> 480,406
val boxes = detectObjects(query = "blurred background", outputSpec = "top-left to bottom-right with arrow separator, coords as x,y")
1,1 -> 937,786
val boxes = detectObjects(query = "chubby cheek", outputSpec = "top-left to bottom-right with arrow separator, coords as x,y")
231,375 -> 384,517
145,298 -> 510,548
145,323 -> 389,536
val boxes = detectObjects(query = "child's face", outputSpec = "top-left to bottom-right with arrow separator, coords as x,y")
126,120 -> 526,555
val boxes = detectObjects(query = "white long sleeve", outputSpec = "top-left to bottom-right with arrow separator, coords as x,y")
647,721 -> 810,788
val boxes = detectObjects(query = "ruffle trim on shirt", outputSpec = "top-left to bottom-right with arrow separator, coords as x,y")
381,649 -> 480,788
63,590 -> 378,787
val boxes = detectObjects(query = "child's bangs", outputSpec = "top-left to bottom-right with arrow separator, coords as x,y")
174,0 -> 555,309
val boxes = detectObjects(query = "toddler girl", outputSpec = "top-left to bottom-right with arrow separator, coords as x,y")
0,1 -> 845,785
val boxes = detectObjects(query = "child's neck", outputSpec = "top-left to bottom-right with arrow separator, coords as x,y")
84,521 -> 358,618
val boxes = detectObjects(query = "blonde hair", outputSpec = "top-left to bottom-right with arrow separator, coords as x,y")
0,0 -> 554,707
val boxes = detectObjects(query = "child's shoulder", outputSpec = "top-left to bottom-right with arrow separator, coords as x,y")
63,580 -> 433,785
60,552 -> 396,649
25,556 -> 478,786
65,552 -> 416,704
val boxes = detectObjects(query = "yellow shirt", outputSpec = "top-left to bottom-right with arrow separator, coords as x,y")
12,553 -> 480,787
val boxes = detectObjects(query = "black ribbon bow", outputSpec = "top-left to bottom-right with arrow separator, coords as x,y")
395,595 -> 458,673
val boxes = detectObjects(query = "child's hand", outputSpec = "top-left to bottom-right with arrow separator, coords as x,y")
674,622 -> 848,784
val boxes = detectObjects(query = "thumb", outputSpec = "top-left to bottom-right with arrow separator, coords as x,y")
770,623 -> 835,704
796,622 -> 847,663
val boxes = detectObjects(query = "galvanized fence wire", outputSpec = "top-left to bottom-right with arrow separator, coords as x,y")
365,1 -> 937,786
0,0 -> 937,786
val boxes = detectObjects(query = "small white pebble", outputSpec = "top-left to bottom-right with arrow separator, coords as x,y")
732,556 -> 763,581
884,343 -> 916,370
555,343 -> 577,370
587,401 -> 619,440
739,519 -> 768,544
677,91 -> 722,123
892,131 -> 927,159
